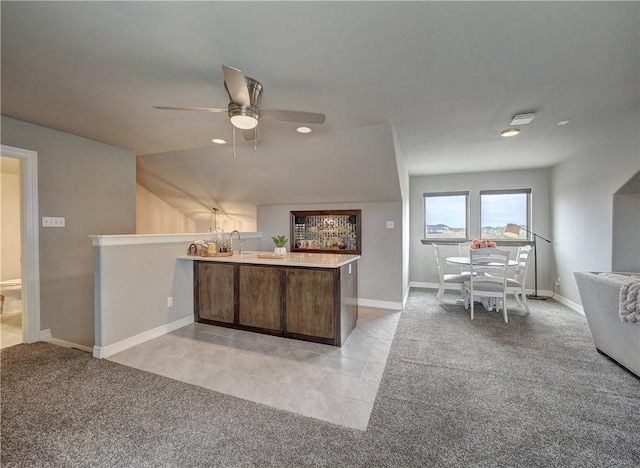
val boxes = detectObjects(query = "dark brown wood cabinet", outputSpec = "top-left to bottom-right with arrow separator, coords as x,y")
194,262 -> 235,324
285,268 -> 336,339
238,265 -> 282,331
193,260 -> 358,346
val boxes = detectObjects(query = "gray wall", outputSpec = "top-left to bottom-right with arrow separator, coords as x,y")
392,126 -> 411,303
257,202 -> 405,306
409,168 -> 553,290
95,242 -> 192,347
552,127 -> 640,304
1,116 -> 136,347
612,172 -> 640,273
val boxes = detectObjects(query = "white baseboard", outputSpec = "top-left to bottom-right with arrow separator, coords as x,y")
93,315 -> 194,359
40,329 -> 93,353
551,294 -> 584,316
409,281 -> 444,290
403,286 -> 411,308
358,298 -> 404,311
410,282 -> 563,302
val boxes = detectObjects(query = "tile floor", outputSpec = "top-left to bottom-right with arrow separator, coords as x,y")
1,311 -> 23,349
108,306 -> 401,430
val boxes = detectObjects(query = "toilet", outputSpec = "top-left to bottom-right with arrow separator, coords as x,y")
0,278 -> 22,314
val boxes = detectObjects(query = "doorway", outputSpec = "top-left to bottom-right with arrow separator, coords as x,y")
0,145 -> 40,345
1,156 -> 23,347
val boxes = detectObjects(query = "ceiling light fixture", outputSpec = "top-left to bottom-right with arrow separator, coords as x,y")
557,120 -> 571,126
211,138 -> 226,145
510,112 -> 536,126
501,128 -> 520,137
229,115 -> 258,130
228,103 -> 259,130
296,126 -> 312,134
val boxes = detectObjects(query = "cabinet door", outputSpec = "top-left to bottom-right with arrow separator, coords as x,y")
238,265 -> 282,331
195,262 -> 235,324
285,268 -> 336,339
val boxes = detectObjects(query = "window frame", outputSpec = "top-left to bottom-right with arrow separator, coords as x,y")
422,190 -> 470,243
479,188 -> 532,242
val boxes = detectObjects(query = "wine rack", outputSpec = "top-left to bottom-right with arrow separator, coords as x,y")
290,210 -> 361,255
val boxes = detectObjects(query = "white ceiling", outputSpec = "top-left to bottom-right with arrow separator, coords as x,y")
2,2 -> 638,219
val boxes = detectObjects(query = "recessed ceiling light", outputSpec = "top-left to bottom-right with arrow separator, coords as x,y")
211,138 -> 226,145
501,128 -> 520,137
296,126 -> 312,134
557,120 -> 571,126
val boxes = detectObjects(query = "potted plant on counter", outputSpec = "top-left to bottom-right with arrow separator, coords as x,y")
271,235 -> 288,255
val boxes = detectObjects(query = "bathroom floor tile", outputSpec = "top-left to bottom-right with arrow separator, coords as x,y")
0,312 -> 22,349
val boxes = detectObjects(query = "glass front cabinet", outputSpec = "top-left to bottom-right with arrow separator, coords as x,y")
290,209 -> 361,255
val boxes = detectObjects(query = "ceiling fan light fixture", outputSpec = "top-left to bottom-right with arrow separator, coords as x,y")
501,128 -> 520,137
211,138 -> 226,145
228,103 -> 260,129
230,114 -> 258,130
155,66 -> 325,153
296,126 -> 312,134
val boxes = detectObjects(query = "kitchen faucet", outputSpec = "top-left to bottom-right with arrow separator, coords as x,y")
230,230 -> 243,254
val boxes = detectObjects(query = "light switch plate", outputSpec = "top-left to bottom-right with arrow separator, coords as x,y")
386,221 -> 395,229
42,216 -> 65,227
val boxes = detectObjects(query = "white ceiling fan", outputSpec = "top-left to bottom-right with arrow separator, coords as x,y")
154,65 -> 326,148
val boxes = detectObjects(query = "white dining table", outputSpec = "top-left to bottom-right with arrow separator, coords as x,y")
445,256 -> 518,311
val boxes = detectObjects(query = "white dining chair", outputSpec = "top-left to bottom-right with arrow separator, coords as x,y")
458,241 -> 472,257
433,243 -> 469,303
505,245 -> 532,314
458,241 -> 472,274
463,248 -> 510,323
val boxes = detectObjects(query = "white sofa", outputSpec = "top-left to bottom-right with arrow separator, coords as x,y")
574,271 -> 640,378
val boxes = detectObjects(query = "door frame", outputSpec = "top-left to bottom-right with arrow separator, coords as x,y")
1,144 -> 40,343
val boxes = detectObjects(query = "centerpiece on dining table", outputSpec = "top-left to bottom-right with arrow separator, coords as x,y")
470,239 -> 497,249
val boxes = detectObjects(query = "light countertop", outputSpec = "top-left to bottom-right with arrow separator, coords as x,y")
177,251 -> 360,268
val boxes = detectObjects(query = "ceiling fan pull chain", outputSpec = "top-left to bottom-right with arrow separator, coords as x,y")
233,126 -> 237,158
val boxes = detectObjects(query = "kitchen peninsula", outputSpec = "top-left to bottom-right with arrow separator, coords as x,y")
178,252 -> 360,346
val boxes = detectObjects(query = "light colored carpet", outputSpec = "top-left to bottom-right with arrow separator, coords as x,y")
2,289 -> 639,467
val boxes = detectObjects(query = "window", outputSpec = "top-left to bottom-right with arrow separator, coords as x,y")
480,189 -> 531,240
423,191 -> 469,241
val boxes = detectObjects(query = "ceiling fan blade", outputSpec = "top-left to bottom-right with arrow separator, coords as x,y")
261,109 -> 325,124
154,106 -> 227,113
223,65 -> 251,106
